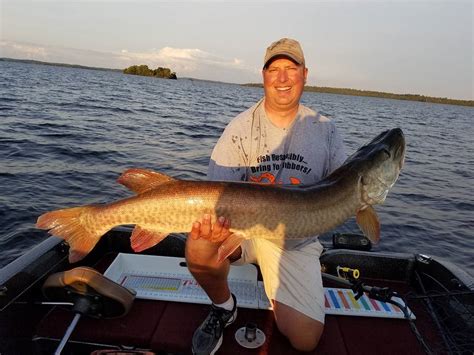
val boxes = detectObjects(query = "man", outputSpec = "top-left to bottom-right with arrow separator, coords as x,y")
185,38 -> 346,354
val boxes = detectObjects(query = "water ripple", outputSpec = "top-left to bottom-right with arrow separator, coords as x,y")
0,60 -> 472,270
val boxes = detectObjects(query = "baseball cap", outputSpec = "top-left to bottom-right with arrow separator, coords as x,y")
263,38 -> 305,68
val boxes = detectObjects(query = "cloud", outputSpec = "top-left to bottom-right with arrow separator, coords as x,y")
0,40 -> 258,83
117,46 -> 247,75
0,41 -> 49,60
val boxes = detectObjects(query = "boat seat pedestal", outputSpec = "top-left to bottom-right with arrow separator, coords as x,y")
42,266 -> 136,354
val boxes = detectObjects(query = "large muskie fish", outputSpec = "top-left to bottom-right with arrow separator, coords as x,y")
37,128 -> 406,263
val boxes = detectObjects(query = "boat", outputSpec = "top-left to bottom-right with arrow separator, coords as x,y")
0,228 -> 473,355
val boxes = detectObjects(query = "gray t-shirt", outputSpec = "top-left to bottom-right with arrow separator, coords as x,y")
207,99 -> 347,248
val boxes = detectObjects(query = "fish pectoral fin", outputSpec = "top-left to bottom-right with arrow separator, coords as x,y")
217,234 -> 246,263
130,225 -> 169,252
117,168 -> 176,194
356,206 -> 380,244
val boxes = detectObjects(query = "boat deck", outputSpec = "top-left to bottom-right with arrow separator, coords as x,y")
30,252 -> 442,355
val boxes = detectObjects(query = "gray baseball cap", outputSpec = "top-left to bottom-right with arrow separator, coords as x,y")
263,38 -> 305,68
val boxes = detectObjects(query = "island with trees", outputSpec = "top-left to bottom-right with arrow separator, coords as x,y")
123,65 -> 177,79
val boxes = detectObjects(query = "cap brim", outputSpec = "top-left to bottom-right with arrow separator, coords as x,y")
264,52 -> 304,68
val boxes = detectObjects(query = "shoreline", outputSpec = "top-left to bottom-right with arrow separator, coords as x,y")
243,83 -> 473,107
2,57 -> 472,107
0,57 -> 122,73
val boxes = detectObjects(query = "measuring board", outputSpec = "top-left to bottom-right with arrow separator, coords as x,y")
323,287 -> 415,319
104,253 -> 260,308
104,254 -> 415,319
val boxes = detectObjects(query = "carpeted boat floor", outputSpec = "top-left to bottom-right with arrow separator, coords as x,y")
34,253 -> 441,354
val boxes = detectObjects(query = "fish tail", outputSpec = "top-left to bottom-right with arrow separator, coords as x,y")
36,205 -> 108,263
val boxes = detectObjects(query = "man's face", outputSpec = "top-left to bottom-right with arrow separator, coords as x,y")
262,57 -> 308,112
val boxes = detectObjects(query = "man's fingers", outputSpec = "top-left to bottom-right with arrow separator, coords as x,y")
212,217 -> 233,242
190,221 -> 201,240
223,218 -> 231,230
220,218 -> 231,239
189,215 -> 232,242
200,214 -> 212,237
210,216 -> 225,242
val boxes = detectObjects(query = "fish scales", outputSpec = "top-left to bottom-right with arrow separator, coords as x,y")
36,128 -> 406,263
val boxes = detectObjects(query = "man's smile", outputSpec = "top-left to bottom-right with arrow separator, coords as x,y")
276,86 -> 291,91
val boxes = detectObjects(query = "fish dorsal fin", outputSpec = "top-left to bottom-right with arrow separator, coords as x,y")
117,168 -> 176,194
356,205 -> 380,244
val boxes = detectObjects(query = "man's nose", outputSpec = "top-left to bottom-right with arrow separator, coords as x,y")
277,69 -> 288,82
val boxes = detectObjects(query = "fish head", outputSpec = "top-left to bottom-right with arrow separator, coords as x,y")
349,128 -> 406,205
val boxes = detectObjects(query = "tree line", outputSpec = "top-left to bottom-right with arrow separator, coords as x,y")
243,83 -> 473,107
123,65 -> 177,79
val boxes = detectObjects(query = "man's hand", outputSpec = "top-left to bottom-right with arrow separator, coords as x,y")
189,214 -> 232,243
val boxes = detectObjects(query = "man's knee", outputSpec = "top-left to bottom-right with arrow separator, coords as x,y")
277,320 -> 323,352
273,301 -> 324,352
290,328 -> 323,352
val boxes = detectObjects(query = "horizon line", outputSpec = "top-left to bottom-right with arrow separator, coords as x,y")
1,57 -> 472,105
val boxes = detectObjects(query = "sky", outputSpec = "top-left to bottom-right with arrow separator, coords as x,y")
1,1 -> 472,100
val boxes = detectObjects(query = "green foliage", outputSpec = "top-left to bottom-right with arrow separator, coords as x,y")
123,65 -> 177,79
243,84 -> 473,107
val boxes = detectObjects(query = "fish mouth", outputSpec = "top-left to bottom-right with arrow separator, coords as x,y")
370,176 -> 395,201
356,128 -> 405,205
345,128 -> 406,166
375,128 -> 405,147
376,175 -> 395,190
379,128 -> 406,169
361,175 -> 393,203
395,143 -> 406,169
368,187 -> 390,201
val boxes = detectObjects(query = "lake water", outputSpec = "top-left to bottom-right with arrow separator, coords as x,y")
0,60 -> 472,272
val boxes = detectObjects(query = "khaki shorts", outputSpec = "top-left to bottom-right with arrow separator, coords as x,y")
232,238 -> 325,324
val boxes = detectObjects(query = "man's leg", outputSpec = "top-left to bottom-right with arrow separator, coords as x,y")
252,239 -> 326,352
273,300 -> 324,351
